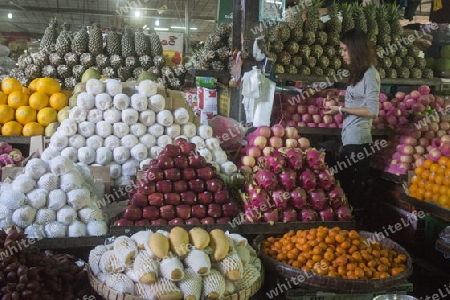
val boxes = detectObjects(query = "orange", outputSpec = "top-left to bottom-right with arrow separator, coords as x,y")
439,157 -> 449,167
35,78 -> 60,95
425,181 -> 434,191
22,122 -> 44,136
438,195 -> 450,208
415,166 -> 425,176
430,164 -> 440,174
49,93 -> 67,110
421,170 -> 431,180
7,91 -> 28,109
432,183 -> 441,194
0,105 -> 15,124
1,78 -> 22,94
435,175 -> 444,185
443,176 -> 450,186
423,159 -> 434,169
410,175 -> 420,185
1,121 -> 23,136
439,185 -> 449,196
36,107 -> 57,126
445,169 -> 450,177
29,92 -> 49,110
15,106 -> 37,125
424,190 -> 433,201
0,92 -> 6,105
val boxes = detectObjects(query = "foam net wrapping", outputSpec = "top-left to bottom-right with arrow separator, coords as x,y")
184,249 -> 211,275
234,264 -> 260,292
113,236 -> 138,265
236,245 -> 251,266
202,268 -> 226,299
105,273 -> 135,295
134,250 -> 160,283
218,249 -> 244,281
224,279 -> 236,296
135,283 -> 156,300
178,268 -> 202,300
149,278 -> 183,299
131,230 -> 153,250
160,256 -> 185,281
99,250 -> 126,273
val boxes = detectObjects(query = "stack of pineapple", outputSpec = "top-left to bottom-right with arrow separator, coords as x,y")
187,24 -> 233,71
6,19 -> 187,90
268,1 -> 433,79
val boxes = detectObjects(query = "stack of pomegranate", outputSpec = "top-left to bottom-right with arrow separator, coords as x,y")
115,138 -> 240,226
240,125 -> 352,223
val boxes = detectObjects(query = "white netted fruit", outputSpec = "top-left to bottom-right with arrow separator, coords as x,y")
86,79 -> 104,95
252,257 -> 262,272
78,207 -> 103,223
87,109 -> 103,123
121,135 -> 139,149
149,146 -> 163,159
78,147 -> 96,164
174,107 -> 189,125
139,110 -> 155,126
184,249 -> 211,275
148,123 -> 164,137
130,123 -> 146,137
27,189 -> 48,209
89,245 -> 107,275
68,220 -> 87,237
37,173 -> 59,191
135,283 -> 156,299
44,221 -> 67,237
35,208 -> 56,225
160,256 -> 184,281
210,162 -> 220,173
206,138 -> 221,151
131,230 -> 153,250
87,220 -> 107,236
198,148 -> 212,163
148,94 -> 165,112
86,135 -> 104,150
106,273 -> 135,295
113,122 -> 130,138
69,106 -> 87,123
104,135 -> 121,151
78,121 -> 96,137
221,161 -> 237,175
235,245 -> 250,266
179,268 -> 202,300
77,92 -> 95,109
213,150 -> 228,165
40,147 -> 61,162
48,189 -> 67,210
114,176 -> 133,187
12,174 -> 36,194
50,156 -> 73,176
95,121 -> 112,138
140,158 -> 151,170
12,205 -> 36,228
99,250 -> 126,273
234,264 -> 260,292
157,135 -> 172,148
122,108 -> 139,125
113,93 -> 130,110
156,110 -> 174,127
190,136 -> 205,149
24,158 -> 47,180
149,278 -> 183,300
59,119 -> 78,136
114,236 -> 139,265
67,188 -> 90,210
0,204 -> 11,220
109,163 -> 122,179
224,280 -> 236,296
24,224 -> 45,239
138,80 -> 157,97
165,124 -> 180,139
103,109 -> 122,124
106,79 -> 122,96
97,272 -> 108,283
202,269 -> 226,299
131,94 -> 148,111
95,147 -> 113,165
182,123 -> 197,138
139,134 -> 156,148
218,249 -> 243,281
68,135 -> 86,149
113,147 -> 130,164
60,170 -> 83,192
60,147 -> 78,162
130,143 -> 147,161
49,132 -> 69,151
126,267 -> 140,283
198,125 -> 213,139
122,159 -> 138,177
57,205 -> 78,225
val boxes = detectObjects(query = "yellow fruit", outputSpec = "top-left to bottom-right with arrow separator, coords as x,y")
1,78 -> 22,95
15,106 -> 37,125
28,78 -> 41,92
37,107 -> 57,126
8,91 -> 28,109
22,87 -> 32,95
29,92 -> 49,110
0,105 -> 15,124
22,122 -> 44,136
35,78 -> 61,95
0,92 -> 7,105
2,121 -> 23,136
60,89 -> 72,99
49,93 -> 67,110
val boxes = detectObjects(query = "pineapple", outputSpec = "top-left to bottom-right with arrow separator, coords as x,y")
329,57 -> 342,70
285,42 -> 299,55
42,65 -> 57,78
139,55 -> 153,69
385,69 -> 397,78
310,45 -> 323,58
215,24 -> 232,38
298,65 -> 311,75
96,54 -> 110,68
324,68 -> 336,76
377,68 -> 386,78
302,32 -> 316,46
153,56 -> 166,69
118,67 -> 132,82
72,26 -> 89,54
211,61 -> 225,71
40,18 -> 58,54
274,64 -> 285,74
323,46 -> 335,58
312,67 -> 324,76
387,4 -> 403,40
288,5 -> 304,42
402,57 -> 415,69
31,52 -> 49,68
64,52 -> 79,67
364,4 -> 379,39
298,45 -> 311,59
327,36 -> 340,46
65,77 -> 77,90
318,56 -> 330,69
80,53 -> 96,67
415,57 -> 426,69
411,68 -> 422,79
353,4 -> 367,34
168,78 -> 181,90
304,0 -> 322,32
340,4 -> 354,33
102,67 -> 116,79
391,57 -> 403,69
397,47 -> 408,57
293,56 -> 303,67
89,23 -> 103,55
55,23 -> 72,54
286,65 -> 298,74
275,24 -> 291,42
135,28 -> 151,57
407,45 -> 420,57
106,26 -> 121,56
397,67 -> 410,78
380,57 -> 392,69
306,57 -> 317,68
57,65 -> 72,79
149,29 -> 163,57
49,53 -> 64,66
278,51 -> 291,66
325,2 -> 342,35
205,34 -> 223,50
266,52 -> 278,63
72,65 -> 86,80
216,47 -> 231,62
121,27 -> 136,58
316,32 -> 328,46
125,57 -> 139,69
422,68 -> 433,78
377,5 -> 391,46
24,65 -> 41,79
290,27 -> 303,42
133,67 -> 145,78
271,41 -> 284,53
110,54 -> 124,69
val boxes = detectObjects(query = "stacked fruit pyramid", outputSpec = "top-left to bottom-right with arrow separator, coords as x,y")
0,77 -> 70,136
6,19 -> 187,90
268,1 -> 433,78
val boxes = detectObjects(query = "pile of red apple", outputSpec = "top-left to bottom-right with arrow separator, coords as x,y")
115,139 -> 240,226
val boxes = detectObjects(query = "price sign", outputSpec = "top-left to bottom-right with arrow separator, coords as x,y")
217,0 -> 233,25
156,32 -> 184,52
259,0 -> 286,21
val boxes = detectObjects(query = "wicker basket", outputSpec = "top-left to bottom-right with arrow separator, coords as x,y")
254,231 -> 413,294
88,265 -> 264,300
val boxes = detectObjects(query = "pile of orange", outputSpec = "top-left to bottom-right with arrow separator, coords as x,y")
0,78 -> 71,136
261,226 -> 408,280
409,157 -> 450,208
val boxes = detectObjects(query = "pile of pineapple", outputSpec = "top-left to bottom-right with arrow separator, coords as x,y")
268,2 -> 433,79
6,19 -> 187,90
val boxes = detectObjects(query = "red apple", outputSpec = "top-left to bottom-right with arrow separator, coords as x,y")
185,218 -> 200,225
196,167 -> 216,181
188,179 -> 205,193
188,155 -> 206,168
148,193 -> 164,206
173,156 -> 189,169
191,204 -> 207,219
156,180 -> 172,193
130,192 -> 148,208
160,205 -> 176,220
135,219 -> 151,226
213,190 -> 229,204
164,168 -> 181,181
151,218 -> 168,225
164,193 -> 181,206
169,218 -> 185,225
180,142 -> 196,155
181,191 -> 197,205
123,205 -> 142,221
222,202 -> 239,217
158,156 -> 174,169
182,168 -> 197,181
145,168 -> 164,181
206,179 -> 223,193
173,180 -> 188,193
115,218 -> 134,226
198,191 -> 213,205
207,204 -> 222,218
176,205 -> 192,219
174,138 -> 188,146
137,181 -> 156,195
149,159 -> 158,167
201,217 -> 215,224
216,217 -> 231,224
164,144 -> 181,157
143,206 -> 160,220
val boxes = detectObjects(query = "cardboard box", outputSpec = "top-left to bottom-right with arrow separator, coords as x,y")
218,85 -> 231,118
89,166 -> 111,195
199,109 -> 218,124
1,167 -> 24,182
28,135 -> 46,157
197,87 -> 217,111
166,89 -> 200,126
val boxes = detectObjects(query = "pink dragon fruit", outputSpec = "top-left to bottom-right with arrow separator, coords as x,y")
299,169 -> 317,190
254,169 -> 278,190
263,208 -> 280,225
329,185 -> 345,209
245,204 -> 261,223
318,170 -> 335,190
278,168 -> 297,191
266,150 -> 286,174
248,188 -> 270,209
306,148 -> 325,170
272,189 -> 290,209
285,148 -> 304,170
309,189 -> 327,210
335,206 -> 352,221
282,207 -> 298,222
319,206 -> 335,221
301,208 -> 319,221
290,187 -> 307,209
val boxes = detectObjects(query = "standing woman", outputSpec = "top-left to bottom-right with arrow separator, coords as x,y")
324,28 -> 380,215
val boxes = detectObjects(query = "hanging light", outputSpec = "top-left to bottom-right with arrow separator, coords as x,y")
134,11 -> 140,17
7,13 -> 12,19
155,19 -> 160,26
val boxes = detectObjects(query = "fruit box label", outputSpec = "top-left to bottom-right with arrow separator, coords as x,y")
197,87 -> 218,111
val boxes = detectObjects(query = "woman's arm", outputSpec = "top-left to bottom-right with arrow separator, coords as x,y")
323,106 -> 376,118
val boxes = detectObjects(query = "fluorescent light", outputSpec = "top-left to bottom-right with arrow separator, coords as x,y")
143,25 -> 147,29
7,13 -> 12,19
265,0 -> 282,4
170,26 -> 198,30
154,27 -> 169,31
134,11 -> 140,17
155,19 -> 160,26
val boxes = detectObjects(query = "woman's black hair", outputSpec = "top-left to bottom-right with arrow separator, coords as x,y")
340,28 -> 377,86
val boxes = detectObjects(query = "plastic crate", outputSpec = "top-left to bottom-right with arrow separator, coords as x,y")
424,215 -> 450,257
285,282 -> 413,300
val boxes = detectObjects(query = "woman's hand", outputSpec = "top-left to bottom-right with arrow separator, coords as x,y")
323,105 -> 340,115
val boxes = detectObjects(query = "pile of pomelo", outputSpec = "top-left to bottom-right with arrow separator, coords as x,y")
0,77 -> 71,136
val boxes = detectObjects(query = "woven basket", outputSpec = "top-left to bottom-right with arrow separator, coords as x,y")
88,265 -> 264,300
254,231 -> 413,294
